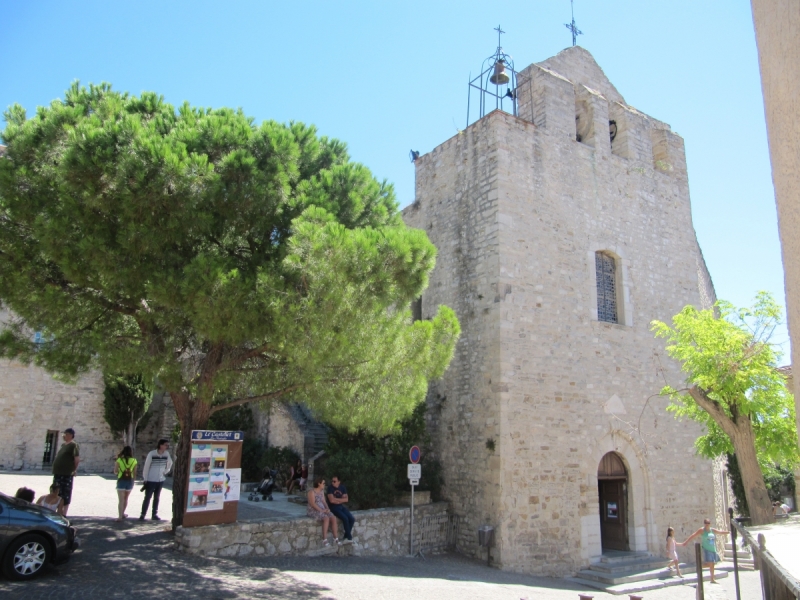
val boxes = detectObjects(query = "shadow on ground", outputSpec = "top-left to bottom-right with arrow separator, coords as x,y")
0,518 -> 334,599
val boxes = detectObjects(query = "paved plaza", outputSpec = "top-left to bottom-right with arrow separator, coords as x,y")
0,472 -> 767,599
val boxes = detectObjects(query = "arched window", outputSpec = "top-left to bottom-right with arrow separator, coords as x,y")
595,251 -> 618,324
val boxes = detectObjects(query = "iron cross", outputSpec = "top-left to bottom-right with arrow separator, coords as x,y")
564,0 -> 583,46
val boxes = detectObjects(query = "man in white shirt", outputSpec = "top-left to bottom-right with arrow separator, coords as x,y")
139,439 -> 173,521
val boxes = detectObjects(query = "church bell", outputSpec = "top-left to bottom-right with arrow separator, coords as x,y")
489,60 -> 510,85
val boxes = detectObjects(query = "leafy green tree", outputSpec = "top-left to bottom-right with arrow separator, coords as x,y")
102,373 -> 152,453
0,83 -> 460,527
652,292 -> 799,525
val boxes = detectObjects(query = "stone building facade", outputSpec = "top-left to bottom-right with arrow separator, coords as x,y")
403,46 -> 717,576
750,0 -> 800,482
0,309 -> 177,474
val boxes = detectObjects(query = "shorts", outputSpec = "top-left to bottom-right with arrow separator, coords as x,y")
53,474 -> 74,505
116,478 -> 134,491
702,548 -> 721,563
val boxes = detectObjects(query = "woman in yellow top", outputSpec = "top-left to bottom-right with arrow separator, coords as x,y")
113,446 -> 138,522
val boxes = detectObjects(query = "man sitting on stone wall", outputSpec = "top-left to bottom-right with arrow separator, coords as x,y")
326,475 -> 354,544
52,428 -> 80,516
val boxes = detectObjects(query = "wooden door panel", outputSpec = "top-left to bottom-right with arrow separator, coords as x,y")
599,480 -> 627,551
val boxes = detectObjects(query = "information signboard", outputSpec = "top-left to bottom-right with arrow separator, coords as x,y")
183,430 -> 243,528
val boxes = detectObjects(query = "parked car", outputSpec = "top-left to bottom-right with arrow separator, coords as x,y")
0,491 -> 78,580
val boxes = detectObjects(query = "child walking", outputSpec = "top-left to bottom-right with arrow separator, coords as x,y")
666,527 -> 684,577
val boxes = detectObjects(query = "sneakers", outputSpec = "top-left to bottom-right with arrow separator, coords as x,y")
151,515 -> 162,521
341,538 -> 353,545
138,515 -> 145,521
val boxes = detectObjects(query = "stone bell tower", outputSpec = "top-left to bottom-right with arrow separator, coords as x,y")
402,45 -> 717,576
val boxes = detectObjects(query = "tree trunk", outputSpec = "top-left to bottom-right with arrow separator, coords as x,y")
688,386 -> 774,526
730,423 -> 774,525
170,391 -> 212,530
125,422 -> 136,455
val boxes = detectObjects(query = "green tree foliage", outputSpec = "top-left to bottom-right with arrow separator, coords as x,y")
0,83 -> 460,527
652,292 -> 799,525
102,373 -> 152,453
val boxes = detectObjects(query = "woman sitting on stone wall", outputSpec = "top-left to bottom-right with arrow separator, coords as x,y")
306,477 -> 339,547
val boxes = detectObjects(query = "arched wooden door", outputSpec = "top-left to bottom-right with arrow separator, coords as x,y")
598,452 -> 629,551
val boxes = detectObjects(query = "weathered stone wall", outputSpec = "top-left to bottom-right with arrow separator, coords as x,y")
264,403 -> 306,458
0,357 -> 178,473
403,46 -> 716,576
750,0 -> 800,490
0,311 -> 177,473
175,502 -> 450,558
0,359 -> 119,472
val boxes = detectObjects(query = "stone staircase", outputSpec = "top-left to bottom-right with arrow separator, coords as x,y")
724,540 -> 755,570
288,403 -> 329,458
568,551 -> 729,596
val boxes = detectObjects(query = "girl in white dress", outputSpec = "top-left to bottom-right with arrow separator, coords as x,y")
666,527 -> 684,577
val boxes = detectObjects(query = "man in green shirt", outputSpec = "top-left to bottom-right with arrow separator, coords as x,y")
52,428 -> 80,516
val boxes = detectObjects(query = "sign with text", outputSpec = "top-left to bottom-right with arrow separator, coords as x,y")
407,463 -> 421,481
191,430 -> 244,442
183,431 -> 243,529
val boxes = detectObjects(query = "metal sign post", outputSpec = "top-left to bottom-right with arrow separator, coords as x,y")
407,461 -> 421,557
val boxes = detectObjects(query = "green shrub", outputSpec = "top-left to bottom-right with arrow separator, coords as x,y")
324,448 -> 396,510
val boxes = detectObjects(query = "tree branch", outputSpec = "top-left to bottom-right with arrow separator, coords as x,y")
688,385 -> 739,439
208,383 -> 309,415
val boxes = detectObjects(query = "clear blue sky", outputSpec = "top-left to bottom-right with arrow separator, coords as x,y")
1,0 -> 789,360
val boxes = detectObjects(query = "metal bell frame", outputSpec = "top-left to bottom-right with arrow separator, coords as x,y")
466,44 -> 518,128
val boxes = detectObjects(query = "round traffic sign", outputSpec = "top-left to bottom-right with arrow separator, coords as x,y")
409,445 -> 421,464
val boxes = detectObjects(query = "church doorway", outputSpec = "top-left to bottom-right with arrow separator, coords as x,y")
598,452 -> 629,551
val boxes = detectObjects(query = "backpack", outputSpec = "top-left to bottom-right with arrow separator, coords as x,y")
119,459 -> 135,480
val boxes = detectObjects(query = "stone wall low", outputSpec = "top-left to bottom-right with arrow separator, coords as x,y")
175,502 -> 451,558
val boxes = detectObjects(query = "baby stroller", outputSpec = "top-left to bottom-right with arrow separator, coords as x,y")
249,467 -> 277,501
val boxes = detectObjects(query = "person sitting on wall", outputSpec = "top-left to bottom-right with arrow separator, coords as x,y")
286,459 -> 303,494
773,500 -> 791,516
299,463 -> 308,492
326,475 -> 354,544
307,477 -> 339,547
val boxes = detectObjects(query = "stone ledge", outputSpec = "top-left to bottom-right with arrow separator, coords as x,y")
175,501 -> 450,558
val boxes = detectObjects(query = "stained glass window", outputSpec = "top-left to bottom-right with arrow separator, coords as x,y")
596,252 -> 618,324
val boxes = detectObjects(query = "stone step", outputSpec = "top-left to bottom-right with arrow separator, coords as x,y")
568,567 -> 729,596
588,558 -> 668,574
597,551 -> 654,564
578,563 -> 685,585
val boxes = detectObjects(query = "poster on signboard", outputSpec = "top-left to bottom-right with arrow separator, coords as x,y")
187,474 -> 211,512
206,468 -> 226,510
190,443 -> 212,475
212,444 -> 228,469
224,468 -> 241,502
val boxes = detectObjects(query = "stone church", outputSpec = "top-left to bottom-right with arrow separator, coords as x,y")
403,46 -> 718,576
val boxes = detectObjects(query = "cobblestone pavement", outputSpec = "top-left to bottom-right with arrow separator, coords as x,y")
0,516 -> 763,600
0,472 -> 765,599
